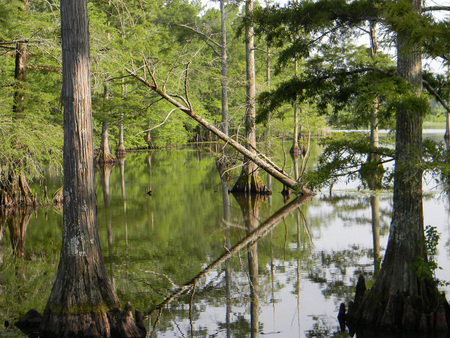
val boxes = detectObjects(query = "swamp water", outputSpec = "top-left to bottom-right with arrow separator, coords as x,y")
1,137 -> 450,337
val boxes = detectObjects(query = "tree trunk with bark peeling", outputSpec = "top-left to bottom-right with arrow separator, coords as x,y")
343,0 -> 450,333
38,1 -> 144,336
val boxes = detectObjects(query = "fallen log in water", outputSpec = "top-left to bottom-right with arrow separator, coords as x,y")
125,65 -> 315,196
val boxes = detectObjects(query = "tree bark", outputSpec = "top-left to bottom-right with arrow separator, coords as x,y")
231,0 -> 270,195
39,1 -> 143,336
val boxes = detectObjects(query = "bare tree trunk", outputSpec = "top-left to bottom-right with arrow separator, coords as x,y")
39,1 -> 143,336
290,60 -> 302,156
117,112 -> 126,158
220,0 -> 229,137
96,121 -> 116,163
232,0 -> 270,194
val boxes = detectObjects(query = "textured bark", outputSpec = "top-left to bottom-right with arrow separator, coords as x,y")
39,1 -> 143,336
232,0 -> 269,194
347,0 -> 450,332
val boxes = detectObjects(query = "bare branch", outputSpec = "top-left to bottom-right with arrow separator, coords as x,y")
135,108 -> 179,136
422,6 -> 450,12
173,23 -> 221,56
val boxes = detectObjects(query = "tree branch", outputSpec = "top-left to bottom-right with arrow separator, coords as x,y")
423,79 -> 450,114
173,23 -> 221,56
422,6 -> 450,13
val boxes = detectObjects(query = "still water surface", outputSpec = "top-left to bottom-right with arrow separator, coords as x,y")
1,135 -> 449,337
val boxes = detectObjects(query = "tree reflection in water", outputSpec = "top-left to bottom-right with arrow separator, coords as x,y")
1,148 -> 449,337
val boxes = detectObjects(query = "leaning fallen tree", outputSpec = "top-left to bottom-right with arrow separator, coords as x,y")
125,63 -> 314,196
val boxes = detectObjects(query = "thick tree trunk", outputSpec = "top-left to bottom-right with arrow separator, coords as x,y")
347,0 -> 450,333
39,1 -> 144,336
232,0 -> 270,195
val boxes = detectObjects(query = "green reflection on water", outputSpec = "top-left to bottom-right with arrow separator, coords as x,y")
3,145 -> 446,337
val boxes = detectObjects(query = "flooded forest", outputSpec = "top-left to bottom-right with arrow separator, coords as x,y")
1,0 -> 449,337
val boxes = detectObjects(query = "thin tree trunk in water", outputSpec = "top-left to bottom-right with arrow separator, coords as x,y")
369,23 -> 379,156
117,81 -> 127,158
96,121 -> 116,163
370,195 -> 381,275
362,22 -> 384,190
117,114 -> 126,158
290,60 -> 302,156
220,0 -> 229,137
348,0 -> 450,332
39,1 -> 144,336
232,0 -> 270,194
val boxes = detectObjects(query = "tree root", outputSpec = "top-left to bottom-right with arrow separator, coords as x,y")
340,275 -> 450,335
15,303 -> 146,338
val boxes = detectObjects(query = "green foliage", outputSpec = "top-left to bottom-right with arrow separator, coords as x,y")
302,133 -> 394,190
411,225 -> 448,286
0,0 -> 63,186
254,0 -> 449,134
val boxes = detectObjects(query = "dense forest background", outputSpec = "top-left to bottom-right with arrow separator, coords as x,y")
0,0 -> 448,196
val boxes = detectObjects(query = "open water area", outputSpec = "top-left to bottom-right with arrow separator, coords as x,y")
1,130 -> 450,337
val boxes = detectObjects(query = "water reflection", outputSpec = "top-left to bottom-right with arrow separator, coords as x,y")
1,147 -> 449,337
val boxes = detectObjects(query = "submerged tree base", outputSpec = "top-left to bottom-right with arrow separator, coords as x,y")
16,303 -> 146,338
0,173 -> 35,208
339,275 -> 450,336
95,151 -> 117,164
231,170 -> 271,195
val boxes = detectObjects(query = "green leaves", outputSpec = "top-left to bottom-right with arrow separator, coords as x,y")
302,133 -> 394,190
